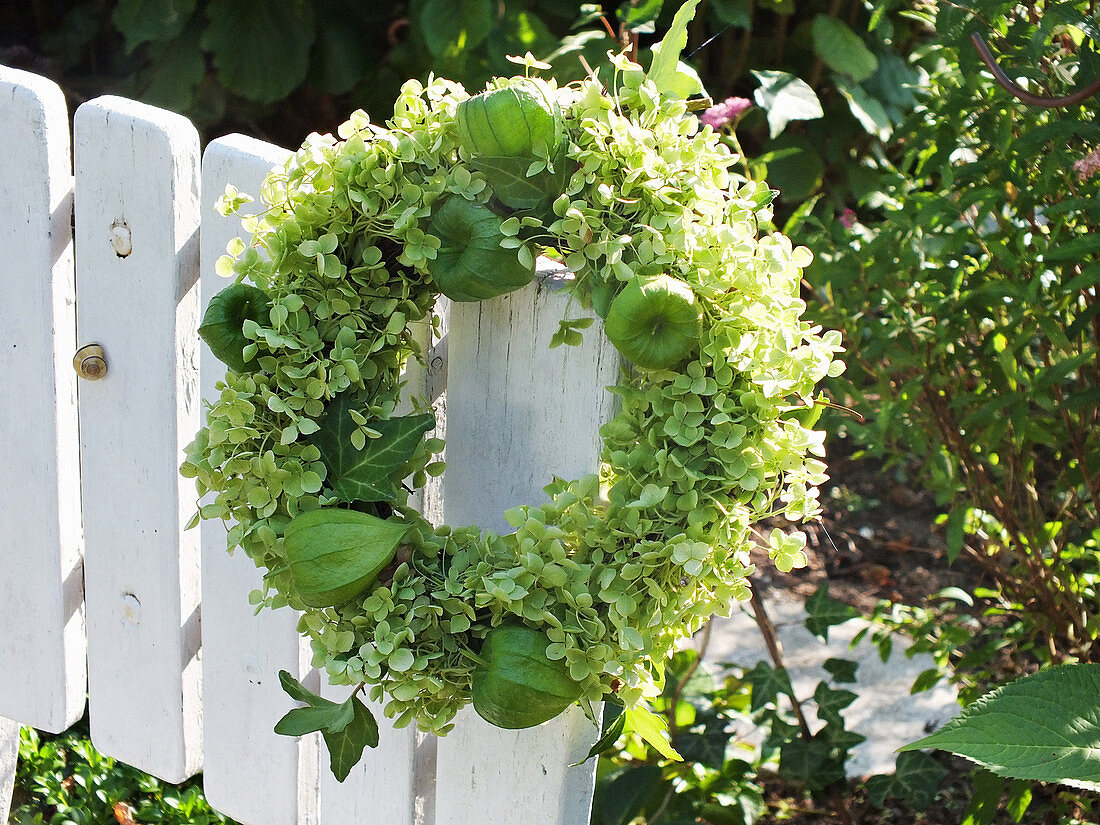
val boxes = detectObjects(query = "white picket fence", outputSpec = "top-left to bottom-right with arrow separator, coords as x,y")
0,65 -> 618,824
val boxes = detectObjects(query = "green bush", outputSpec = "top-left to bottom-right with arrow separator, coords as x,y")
10,721 -> 234,825
4,0 -> 920,205
806,0 -> 1100,662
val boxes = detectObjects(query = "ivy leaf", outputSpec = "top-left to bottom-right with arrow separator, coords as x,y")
813,682 -> 858,724
624,703 -> 682,761
804,583 -> 859,642
311,394 -> 435,504
752,70 -> 823,138
869,752 -> 949,811
202,0 -> 316,103
902,664 -> 1100,791
646,0 -> 702,97
811,15 -> 878,81
322,696 -> 380,782
779,735 -> 846,791
112,0 -> 196,51
274,701 -> 355,737
823,657 -> 858,684
275,671 -> 379,782
742,660 -> 794,711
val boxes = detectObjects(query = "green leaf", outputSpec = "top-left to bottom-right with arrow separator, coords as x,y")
311,394 -> 435,505
418,0 -> 493,58
834,75 -> 893,140
593,765 -> 668,825
625,703 -> 682,761
274,701 -> 355,737
202,0 -> 316,103
811,16 -> 878,81
866,751 -> 948,810
752,71 -> 823,138
892,751 -> 948,810
322,695 -> 380,782
472,143 -> 571,209
139,22 -> 206,112
112,0 -> 196,50
646,0 -> 702,96
902,664 -> 1100,790
278,670 -> 323,705
814,682 -> 857,724
804,584 -> 859,642
961,769 -> 1004,825
823,657 -> 858,684
742,660 -> 794,711
617,0 -> 664,32
779,735 -> 845,790
573,702 -> 626,765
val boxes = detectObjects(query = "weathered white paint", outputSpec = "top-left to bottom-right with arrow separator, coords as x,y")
198,135 -> 323,825
73,96 -> 203,783
436,268 -> 618,825
0,73 -> 614,822
318,294 -> 447,825
0,67 -> 86,735
1,716 -> 18,819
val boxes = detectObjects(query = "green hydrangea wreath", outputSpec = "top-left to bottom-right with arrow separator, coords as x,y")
183,46 -> 842,775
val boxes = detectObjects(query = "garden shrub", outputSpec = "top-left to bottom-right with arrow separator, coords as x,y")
806,0 -> 1100,662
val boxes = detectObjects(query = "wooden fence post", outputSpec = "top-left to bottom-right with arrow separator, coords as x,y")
435,268 -> 619,825
0,67 -> 85,736
73,96 -> 203,783
198,135 -> 323,825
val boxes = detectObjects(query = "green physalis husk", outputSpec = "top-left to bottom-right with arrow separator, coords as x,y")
283,509 -> 409,608
456,78 -> 563,160
471,624 -> 584,729
183,65 -> 843,744
198,283 -> 271,372
427,198 -> 535,301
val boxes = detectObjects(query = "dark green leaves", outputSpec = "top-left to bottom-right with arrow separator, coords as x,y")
311,394 -> 435,504
573,701 -> 626,766
742,661 -> 794,711
417,0 -> 493,58
202,0 -> 316,103
903,664 -> 1100,791
112,0 -> 196,51
811,16 -> 878,82
276,671 -> 379,782
804,584 -> 859,642
865,751 -> 948,810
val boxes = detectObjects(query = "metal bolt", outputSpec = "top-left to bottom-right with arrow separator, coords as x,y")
74,343 -> 108,380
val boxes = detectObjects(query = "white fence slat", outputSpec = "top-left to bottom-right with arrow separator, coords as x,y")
318,309 -> 445,825
74,96 -> 202,783
0,67 -> 86,734
198,135 -> 323,825
436,270 -> 618,825
1,716 -> 18,818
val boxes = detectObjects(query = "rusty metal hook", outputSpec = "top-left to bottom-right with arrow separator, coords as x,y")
971,31 -> 1100,108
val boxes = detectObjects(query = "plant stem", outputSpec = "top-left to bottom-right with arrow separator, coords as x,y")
750,587 -> 855,825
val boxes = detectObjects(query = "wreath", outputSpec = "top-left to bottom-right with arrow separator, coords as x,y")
183,34 -> 842,780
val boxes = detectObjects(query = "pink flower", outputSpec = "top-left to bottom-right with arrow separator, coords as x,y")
838,208 -> 857,229
700,96 -> 752,130
1074,147 -> 1100,182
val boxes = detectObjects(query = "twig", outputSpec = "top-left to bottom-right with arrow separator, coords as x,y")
970,32 -> 1100,108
